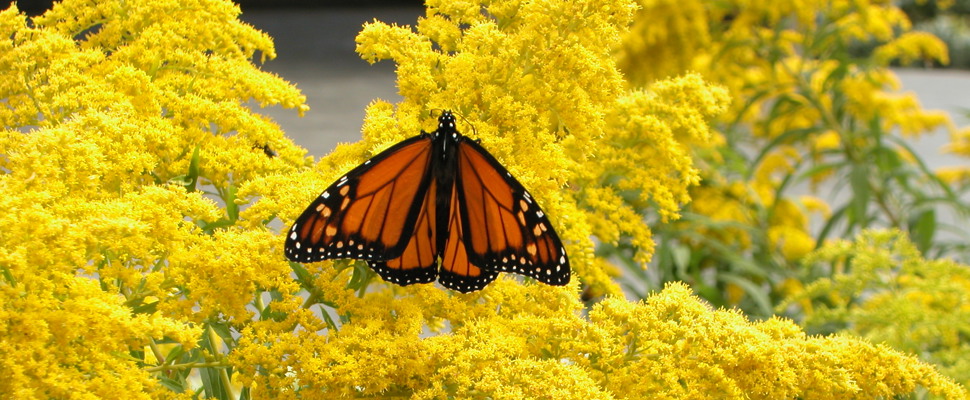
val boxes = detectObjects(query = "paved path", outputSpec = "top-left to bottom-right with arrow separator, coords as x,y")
241,8 -> 419,157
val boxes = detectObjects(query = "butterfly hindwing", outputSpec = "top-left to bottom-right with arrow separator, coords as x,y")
285,135 -> 435,264
453,138 -> 570,286
368,179 -> 440,286
439,179 -> 499,293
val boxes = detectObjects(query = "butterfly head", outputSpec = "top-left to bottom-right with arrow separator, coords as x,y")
437,110 -> 457,133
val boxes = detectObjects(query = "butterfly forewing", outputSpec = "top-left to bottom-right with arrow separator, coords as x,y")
454,139 -> 570,286
285,135 -> 435,263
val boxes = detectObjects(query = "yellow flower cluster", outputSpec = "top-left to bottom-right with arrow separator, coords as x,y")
1,0 -> 307,397
235,280 -> 967,398
782,229 -> 970,389
4,0 -> 967,398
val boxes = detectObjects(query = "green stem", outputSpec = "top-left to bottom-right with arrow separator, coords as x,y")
148,339 -> 166,365
146,361 -> 226,373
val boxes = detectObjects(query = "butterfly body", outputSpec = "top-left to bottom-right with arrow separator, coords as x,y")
285,111 -> 569,293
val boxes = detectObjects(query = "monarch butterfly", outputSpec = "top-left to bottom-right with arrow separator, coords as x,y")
284,111 -> 570,293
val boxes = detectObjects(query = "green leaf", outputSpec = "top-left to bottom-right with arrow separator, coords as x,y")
165,345 -> 186,364
198,217 -> 239,234
158,375 -> 187,393
0,264 -> 16,285
209,322 -> 236,350
289,261 -> 312,286
888,135 -> 968,211
847,165 -> 870,227
131,300 -> 158,314
816,204 -> 848,249
671,244 -> 691,279
169,146 -> 201,192
224,183 -> 239,222
319,305 -> 340,331
796,161 -> 846,184
871,144 -> 901,171
909,208 -> 937,255
747,127 -> 825,180
346,260 -> 373,291
199,366 -> 230,400
722,273 -> 773,317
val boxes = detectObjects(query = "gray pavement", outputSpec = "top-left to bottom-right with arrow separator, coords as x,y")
240,7 -> 421,157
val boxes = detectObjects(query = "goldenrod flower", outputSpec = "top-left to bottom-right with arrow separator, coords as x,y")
783,229 -> 970,388
2,0 -> 305,396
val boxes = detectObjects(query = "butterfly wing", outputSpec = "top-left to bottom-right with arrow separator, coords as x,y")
368,178 -> 440,286
284,134 -> 434,264
439,179 -> 499,293
285,110 -> 569,293
453,138 -> 570,286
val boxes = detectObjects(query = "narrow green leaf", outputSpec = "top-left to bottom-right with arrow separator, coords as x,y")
346,260 -> 374,292
1,264 -> 16,285
209,322 -> 236,350
158,375 -> 186,393
671,245 -> 691,279
165,345 -> 186,364
186,146 -> 200,192
815,204 -> 848,247
225,183 -> 239,222
747,127 -> 825,180
722,273 -> 773,317
847,165 -> 870,227
289,261 -> 311,286
909,208 -> 937,255
319,305 -> 339,331
200,366 -> 230,400
796,161 -> 846,184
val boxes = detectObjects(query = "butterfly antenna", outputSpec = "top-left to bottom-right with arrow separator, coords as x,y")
452,110 -> 478,137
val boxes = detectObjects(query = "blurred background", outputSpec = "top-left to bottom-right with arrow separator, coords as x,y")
8,1 -> 968,164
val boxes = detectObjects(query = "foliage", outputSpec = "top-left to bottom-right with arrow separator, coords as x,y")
781,229 -> 970,390
1,0 -> 966,398
614,0 -> 970,318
